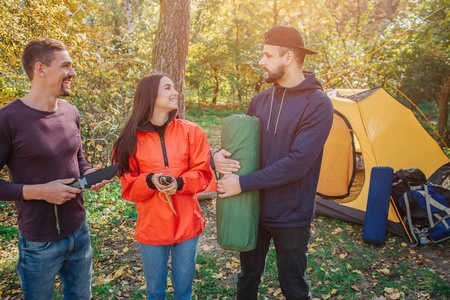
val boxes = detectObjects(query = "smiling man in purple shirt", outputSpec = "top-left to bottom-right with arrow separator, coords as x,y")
0,38 -> 109,299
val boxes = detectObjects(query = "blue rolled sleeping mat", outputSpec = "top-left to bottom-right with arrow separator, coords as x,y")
216,114 -> 261,251
363,166 -> 394,243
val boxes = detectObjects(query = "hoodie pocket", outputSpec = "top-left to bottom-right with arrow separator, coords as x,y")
262,184 -> 301,222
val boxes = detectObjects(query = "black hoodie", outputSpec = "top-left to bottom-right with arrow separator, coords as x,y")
239,72 -> 333,227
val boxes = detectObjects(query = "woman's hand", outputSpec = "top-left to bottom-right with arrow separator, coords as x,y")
152,173 -> 178,195
161,178 -> 178,195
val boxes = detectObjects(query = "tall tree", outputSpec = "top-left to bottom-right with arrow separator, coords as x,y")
152,0 -> 191,119
273,0 -> 279,26
439,75 -> 450,145
124,0 -> 135,33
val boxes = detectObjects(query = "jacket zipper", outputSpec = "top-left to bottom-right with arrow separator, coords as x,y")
160,135 -> 169,167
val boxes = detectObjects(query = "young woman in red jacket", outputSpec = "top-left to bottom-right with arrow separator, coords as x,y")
112,74 -> 215,299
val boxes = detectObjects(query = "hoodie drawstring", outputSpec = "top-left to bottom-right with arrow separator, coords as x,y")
266,88 -> 276,132
267,87 -> 287,136
274,89 -> 287,135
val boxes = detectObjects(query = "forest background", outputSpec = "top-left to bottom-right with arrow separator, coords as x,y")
1,1 -> 450,299
1,0 -> 449,165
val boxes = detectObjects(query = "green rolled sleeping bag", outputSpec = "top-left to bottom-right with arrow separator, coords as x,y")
216,114 -> 261,251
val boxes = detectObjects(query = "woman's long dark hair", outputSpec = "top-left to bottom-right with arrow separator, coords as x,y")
112,73 -> 167,175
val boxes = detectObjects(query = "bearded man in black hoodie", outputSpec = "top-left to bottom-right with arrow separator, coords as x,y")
215,26 -> 334,300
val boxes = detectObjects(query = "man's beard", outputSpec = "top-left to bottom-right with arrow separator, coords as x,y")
60,76 -> 72,96
264,63 -> 285,84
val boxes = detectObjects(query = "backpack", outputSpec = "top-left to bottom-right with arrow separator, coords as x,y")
392,167 -> 450,246
427,161 -> 450,189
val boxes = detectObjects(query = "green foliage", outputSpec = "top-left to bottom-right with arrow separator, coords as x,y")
2,0 -> 448,165
187,0 -> 268,104
0,225 -> 18,244
444,147 -> 450,157
186,103 -> 247,147
2,1 -> 450,298
0,0 -> 159,165
195,253 -> 236,298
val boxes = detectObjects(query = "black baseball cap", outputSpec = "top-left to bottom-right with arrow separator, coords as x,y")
264,26 -> 317,55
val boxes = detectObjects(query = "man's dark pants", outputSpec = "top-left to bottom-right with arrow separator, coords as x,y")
237,225 -> 312,300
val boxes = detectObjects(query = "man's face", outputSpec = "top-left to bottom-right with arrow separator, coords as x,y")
43,50 -> 76,97
259,45 -> 286,84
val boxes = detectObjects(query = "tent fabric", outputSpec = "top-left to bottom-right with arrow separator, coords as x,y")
315,87 -> 449,236
315,198 -> 406,236
317,111 -> 356,199
216,115 -> 261,251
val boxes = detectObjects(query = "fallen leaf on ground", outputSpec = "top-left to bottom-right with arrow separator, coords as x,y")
331,228 -> 343,235
212,273 -> 223,279
378,268 -> 390,275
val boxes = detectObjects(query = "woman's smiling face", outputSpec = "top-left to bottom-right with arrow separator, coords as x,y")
154,76 -> 179,113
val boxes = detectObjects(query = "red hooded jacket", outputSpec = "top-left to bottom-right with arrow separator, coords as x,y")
121,113 -> 215,245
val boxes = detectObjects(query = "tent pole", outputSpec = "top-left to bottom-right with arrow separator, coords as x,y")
390,196 -> 413,243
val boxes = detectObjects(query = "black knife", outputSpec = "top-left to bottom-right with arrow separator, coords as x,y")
69,164 -> 118,189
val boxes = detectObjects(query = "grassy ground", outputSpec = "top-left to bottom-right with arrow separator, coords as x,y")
1,105 -> 449,299
1,185 -> 449,299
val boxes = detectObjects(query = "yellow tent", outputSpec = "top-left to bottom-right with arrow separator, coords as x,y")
315,87 -> 449,236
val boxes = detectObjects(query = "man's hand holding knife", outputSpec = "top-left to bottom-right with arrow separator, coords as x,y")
22,164 -> 118,204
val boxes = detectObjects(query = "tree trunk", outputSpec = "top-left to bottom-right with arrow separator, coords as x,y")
254,77 -> 263,94
152,0 -> 191,119
234,12 -> 242,102
273,0 -> 278,26
213,71 -> 219,105
135,0 -> 142,21
124,0 -> 134,33
438,74 -> 450,146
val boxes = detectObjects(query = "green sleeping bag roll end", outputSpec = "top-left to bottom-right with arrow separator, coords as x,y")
217,114 -> 261,252
216,190 -> 260,251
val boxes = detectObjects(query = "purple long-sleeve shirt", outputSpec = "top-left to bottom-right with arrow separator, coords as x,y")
0,99 -> 91,242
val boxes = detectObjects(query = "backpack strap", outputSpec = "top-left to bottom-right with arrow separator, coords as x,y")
424,185 -> 435,228
433,214 -> 450,229
415,185 -> 450,230
419,186 -> 450,213
402,192 -> 419,247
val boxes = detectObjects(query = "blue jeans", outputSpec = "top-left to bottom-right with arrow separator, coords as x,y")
16,219 -> 92,300
237,225 -> 312,300
140,235 -> 200,300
